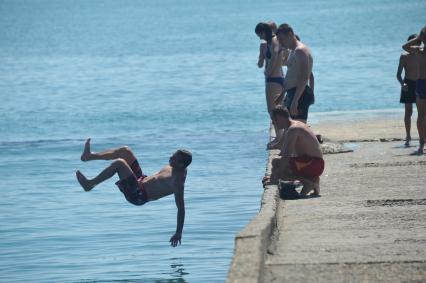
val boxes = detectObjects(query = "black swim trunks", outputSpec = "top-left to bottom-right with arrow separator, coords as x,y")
115,160 -> 148,206
266,77 -> 285,87
284,85 -> 314,121
417,79 -> 426,99
400,78 -> 417,103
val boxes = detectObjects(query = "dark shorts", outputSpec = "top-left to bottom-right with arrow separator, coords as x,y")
400,78 -> 417,103
416,79 -> 426,99
284,86 -> 314,121
266,76 -> 284,87
115,160 -> 148,206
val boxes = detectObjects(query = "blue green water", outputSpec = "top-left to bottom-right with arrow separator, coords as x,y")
0,0 -> 424,282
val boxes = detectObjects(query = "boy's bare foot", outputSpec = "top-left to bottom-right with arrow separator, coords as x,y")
76,170 -> 94,191
404,136 -> 411,147
80,138 -> 92,161
299,179 -> 315,197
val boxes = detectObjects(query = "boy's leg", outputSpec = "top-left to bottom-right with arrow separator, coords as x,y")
76,158 -> 133,192
416,98 -> 426,153
299,177 -> 320,197
81,138 -> 137,165
404,103 -> 413,145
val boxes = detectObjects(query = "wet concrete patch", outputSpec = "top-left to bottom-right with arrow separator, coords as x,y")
350,160 -> 426,168
364,199 -> 426,207
321,142 -> 354,154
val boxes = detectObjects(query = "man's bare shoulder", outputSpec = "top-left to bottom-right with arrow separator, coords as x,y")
293,46 -> 310,61
400,52 -> 411,60
291,120 -> 308,129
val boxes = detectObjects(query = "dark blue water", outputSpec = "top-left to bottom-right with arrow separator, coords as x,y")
0,0 -> 424,282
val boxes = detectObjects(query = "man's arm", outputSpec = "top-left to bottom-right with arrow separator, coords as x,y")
282,48 -> 290,66
402,36 -> 422,53
309,72 -> 315,94
396,55 -> 407,90
289,49 -> 310,117
258,43 -> 267,68
268,128 -> 297,182
170,185 -> 185,247
280,127 -> 298,157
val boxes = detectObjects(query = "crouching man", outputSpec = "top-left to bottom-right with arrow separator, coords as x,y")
262,106 -> 324,197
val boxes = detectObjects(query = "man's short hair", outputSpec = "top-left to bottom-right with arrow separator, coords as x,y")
276,23 -> 294,36
177,149 -> 192,168
255,22 -> 273,42
271,106 -> 290,119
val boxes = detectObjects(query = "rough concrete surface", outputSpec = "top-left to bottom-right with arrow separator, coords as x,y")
228,118 -> 426,283
265,119 -> 426,283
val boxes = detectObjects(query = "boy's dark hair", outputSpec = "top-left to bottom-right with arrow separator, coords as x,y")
177,149 -> 192,168
255,22 -> 273,42
407,34 -> 417,41
267,21 -> 278,34
271,106 -> 290,119
276,23 -> 294,36
295,34 -> 300,41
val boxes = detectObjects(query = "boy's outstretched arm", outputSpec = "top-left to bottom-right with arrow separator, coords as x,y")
170,186 -> 185,247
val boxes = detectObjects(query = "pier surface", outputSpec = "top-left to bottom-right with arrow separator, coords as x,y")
227,119 -> 426,283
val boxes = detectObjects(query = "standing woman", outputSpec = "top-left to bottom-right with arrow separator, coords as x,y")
403,26 -> 426,155
397,34 -> 419,147
255,22 -> 284,149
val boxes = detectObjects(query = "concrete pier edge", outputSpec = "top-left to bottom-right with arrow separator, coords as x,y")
226,127 -> 279,283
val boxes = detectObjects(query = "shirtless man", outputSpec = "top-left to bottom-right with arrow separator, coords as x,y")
262,106 -> 324,197
275,24 -> 314,123
397,34 -> 419,146
75,139 -> 192,247
255,22 -> 284,149
403,26 -> 426,154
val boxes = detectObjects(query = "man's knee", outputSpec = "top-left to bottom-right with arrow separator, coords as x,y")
118,146 -> 134,158
119,146 -> 132,153
112,158 -> 127,168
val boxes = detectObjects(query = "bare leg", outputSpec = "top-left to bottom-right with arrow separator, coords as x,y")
266,83 -> 284,149
76,159 -> 133,191
416,98 -> 426,154
81,138 -> 137,165
404,103 -> 413,146
299,178 -> 315,197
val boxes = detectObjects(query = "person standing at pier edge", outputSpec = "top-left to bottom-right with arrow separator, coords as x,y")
255,22 -> 285,149
397,34 -> 420,147
403,26 -> 426,155
275,23 -> 314,124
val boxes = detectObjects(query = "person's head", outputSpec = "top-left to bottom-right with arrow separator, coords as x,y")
276,23 -> 296,48
420,26 -> 426,44
255,22 -> 273,42
271,106 -> 292,130
169,149 -> 192,169
267,21 -> 277,34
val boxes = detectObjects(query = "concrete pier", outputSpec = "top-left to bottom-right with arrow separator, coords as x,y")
227,119 -> 426,283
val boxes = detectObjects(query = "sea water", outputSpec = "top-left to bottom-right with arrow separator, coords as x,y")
0,0 -> 424,282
